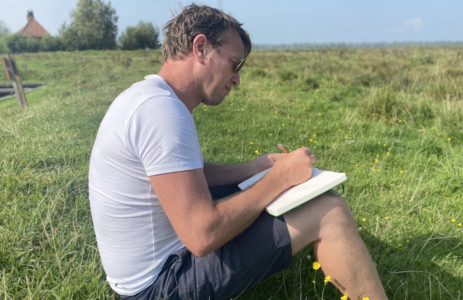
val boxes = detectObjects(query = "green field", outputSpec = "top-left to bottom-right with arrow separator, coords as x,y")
1,47 -> 462,299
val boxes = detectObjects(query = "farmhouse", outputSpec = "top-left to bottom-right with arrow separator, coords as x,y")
16,10 -> 50,38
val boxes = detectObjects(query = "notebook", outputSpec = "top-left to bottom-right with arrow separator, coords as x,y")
238,167 -> 347,216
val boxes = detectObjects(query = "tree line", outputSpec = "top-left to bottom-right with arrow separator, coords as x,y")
254,41 -> 463,50
0,0 -> 160,53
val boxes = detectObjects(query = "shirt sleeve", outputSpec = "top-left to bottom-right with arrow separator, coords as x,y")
125,97 -> 203,176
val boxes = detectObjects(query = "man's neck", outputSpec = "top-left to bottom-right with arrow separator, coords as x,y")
157,59 -> 201,113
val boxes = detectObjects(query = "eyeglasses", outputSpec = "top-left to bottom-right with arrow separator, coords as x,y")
221,45 -> 246,73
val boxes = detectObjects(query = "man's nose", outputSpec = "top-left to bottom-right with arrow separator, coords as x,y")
231,72 -> 240,86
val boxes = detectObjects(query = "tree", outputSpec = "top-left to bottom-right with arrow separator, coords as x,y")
0,20 -> 11,38
119,21 -> 160,50
59,0 -> 118,50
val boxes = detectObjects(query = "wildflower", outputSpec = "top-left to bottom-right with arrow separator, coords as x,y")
314,127 -> 316,129
398,120 -> 402,123
305,119 -> 307,121
318,123 -> 320,125
309,139 -> 313,142
228,129 -> 230,132
318,113 -> 321,116
324,276 -> 331,283
313,261 -> 321,270
451,219 -> 456,222
339,129 -> 342,131
282,124 -> 285,126
388,148 -> 391,150
459,223 -> 462,226
313,134 -> 316,138
385,217 -> 389,220
313,280 -> 316,283
341,296 -> 348,300
363,298 -> 370,300
389,191 -> 392,193
383,144 -> 386,146
378,142 -> 380,144
400,170 -> 403,174
231,103 -> 234,105
362,218 -> 366,222
407,240 -> 409,243
274,110 -> 277,113
372,169 -> 376,171
377,169 -> 380,172
255,150 -> 259,154
250,142 -> 253,145
375,159 -> 378,162
448,138 -> 451,141
356,164 -> 359,167
387,152 -> 390,155
306,132 -> 308,135
203,109 -> 206,111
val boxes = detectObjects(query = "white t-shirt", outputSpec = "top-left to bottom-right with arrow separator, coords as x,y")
89,75 -> 204,296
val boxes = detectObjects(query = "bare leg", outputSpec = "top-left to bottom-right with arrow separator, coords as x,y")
283,193 -> 388,300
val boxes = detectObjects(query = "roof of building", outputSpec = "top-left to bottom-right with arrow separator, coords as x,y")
17,11 -> 50,38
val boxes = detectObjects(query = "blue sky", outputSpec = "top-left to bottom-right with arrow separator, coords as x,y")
1,0 -> 462,44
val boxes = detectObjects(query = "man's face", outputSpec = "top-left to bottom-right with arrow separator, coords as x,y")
200,29 -> 244,106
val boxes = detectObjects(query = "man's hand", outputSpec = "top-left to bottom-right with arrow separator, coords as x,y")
269,147 -> 317,190
248,152 -> 285,175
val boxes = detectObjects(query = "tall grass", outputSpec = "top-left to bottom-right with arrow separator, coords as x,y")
1,47 -> 462,299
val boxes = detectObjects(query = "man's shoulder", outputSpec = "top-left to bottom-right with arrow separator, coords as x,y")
108,75 -> 187,120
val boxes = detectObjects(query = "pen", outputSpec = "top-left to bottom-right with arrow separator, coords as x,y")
277,143 -> 290,154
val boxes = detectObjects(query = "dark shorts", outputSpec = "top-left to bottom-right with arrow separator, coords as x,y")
119,184 -> 293,300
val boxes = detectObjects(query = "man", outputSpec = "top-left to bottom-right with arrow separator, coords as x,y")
89,4 -> 388,300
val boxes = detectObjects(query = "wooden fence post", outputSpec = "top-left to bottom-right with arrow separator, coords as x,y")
2,54 -> 28,108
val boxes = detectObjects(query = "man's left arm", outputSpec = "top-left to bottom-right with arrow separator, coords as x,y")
203,153 -> 284,187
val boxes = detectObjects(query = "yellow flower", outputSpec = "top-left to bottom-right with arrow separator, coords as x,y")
282,124 -> 285,126
318,113 -> 321,116
313,134 -> 316,137
375,159 -> 378,162
306,132 -> 308,135
451,219 -> 456,222
313,261 -> 321,270
314,127 -> 316,129
377,169 -> 380,172
363,298 -> 370,300
378,142 -> 380,144
383,144 -> 386,146
400,170 -> 403,174
341,296 -> 348,300
313,280 -> 316,283
398,120 -> 402,123
250,142 -> 253,145
228,129 -> 230,132
385,217 -> 389,220
356,164 -> 359,167
387,152 -> 390,155
324,276 -> 331,283
362,218 -> 366,222
388,147 -> 391,150
372,169 -> 376,171
448,138 -> 451,141
459,223 -> 462,226
255,150 -> 259,154
339,129 -> 342,131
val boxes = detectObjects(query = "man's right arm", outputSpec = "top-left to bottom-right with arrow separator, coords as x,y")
149,148 -> 317,257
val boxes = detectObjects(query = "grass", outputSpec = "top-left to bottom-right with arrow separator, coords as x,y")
0,47 -> 462,299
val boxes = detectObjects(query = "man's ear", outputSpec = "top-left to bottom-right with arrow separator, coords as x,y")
192,34 -> 208,64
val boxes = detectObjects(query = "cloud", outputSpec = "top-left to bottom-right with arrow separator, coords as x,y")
404,18 -> 423,31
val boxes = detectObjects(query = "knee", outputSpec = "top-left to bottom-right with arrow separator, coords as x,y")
318,195 -> 356,239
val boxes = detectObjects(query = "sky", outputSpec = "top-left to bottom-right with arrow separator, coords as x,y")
1,0 -> 462,44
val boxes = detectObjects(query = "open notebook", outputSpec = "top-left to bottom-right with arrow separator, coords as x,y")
238,167 -> 347,216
